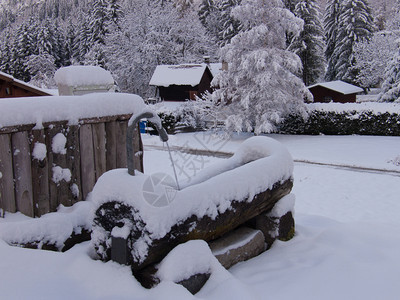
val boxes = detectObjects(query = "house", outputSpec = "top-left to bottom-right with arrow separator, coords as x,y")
149,62 -> 222,102
54,65 -> 116,96
308,80 -> 364,103
0,71 -> 52,98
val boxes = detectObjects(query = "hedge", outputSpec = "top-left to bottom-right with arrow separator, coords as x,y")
279,110 -> 400,136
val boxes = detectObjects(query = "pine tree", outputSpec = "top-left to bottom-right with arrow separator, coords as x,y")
324,0 -> 342,81
209,0 -> 311,134
378,44 -> 400,102
290,0 -> 325,85
332,0 -> 375,83
219,0 -> 242,45
89,0 -> 111,45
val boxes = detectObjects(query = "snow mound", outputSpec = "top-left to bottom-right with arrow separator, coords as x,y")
156,240 -> 221,283
54,65 -> 114,87
0,201 -> 93,250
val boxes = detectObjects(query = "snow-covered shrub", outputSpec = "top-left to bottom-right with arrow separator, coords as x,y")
279,103 -> 400,136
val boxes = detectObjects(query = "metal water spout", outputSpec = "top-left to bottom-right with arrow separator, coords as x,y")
126,110 -> 180,190
126,110 -> 168,176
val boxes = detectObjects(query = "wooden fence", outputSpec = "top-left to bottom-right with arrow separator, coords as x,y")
0,114 -> 143,217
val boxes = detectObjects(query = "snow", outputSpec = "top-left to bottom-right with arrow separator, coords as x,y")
156,240 -> 219,283
52,133 -> 67,154
0,93 -> 147,129
90,136 -> 293,262
54,66 -> 114,87
307,101 -> 400,114
32,142 -> 47,161
1,133 -> 400,299
52,166 -> 71,184
267,193 -> 295,218
308,80 -> 364,95
0,201 -> 93,250
149,64 -> 210,87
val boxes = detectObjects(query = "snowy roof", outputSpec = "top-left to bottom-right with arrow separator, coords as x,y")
308,81 -> 364,95
150,63 -> 221,87
0,71 -> 51,96
54,66 -> 114,87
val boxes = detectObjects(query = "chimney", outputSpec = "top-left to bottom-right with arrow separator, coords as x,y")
203,56 -> 211,65
222,60 -> 228,71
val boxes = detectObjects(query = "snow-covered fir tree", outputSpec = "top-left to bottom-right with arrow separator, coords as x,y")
290,0 -> 325,85
208,0 -> 311,134
324,0 -> 342,81
327,0 -> 375,83
219,0 -> 242,45
378,41 -> 400,102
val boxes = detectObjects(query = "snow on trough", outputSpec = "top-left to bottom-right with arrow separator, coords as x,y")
91,136 -> 293,247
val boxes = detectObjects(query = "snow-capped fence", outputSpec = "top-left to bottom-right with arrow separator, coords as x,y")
0,93 -> 146,217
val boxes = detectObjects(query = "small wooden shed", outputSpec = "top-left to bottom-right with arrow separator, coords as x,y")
308,80 -> 364,103
149,64 -> 216,102
0,71 -> 51,98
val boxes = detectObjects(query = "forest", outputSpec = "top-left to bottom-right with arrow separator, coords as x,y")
1,0 -> 400,133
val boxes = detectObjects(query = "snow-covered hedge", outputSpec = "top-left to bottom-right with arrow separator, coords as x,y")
279,103 -> 400,136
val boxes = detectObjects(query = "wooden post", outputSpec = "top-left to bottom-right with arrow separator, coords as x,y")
116,120 -> 127,168
105,121 -> 117,171
92,123 -> 106,181
30,129 -> 50,217
12,131 -> 34,217
0,134 -> 16,213
80,124 -> 96,199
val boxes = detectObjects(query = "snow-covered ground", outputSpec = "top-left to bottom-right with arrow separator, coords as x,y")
1,132 -> 400,299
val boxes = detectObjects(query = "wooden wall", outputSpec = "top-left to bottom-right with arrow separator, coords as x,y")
0,114 -> 143,217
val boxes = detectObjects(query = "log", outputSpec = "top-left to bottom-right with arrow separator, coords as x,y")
92,179 -> 293,272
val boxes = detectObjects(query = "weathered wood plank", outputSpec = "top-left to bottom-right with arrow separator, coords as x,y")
92,123 -> 106,181
30,129 -> 50,217
80,124 -> 96,199
46,125 -> 71,209
116,120 -> 127,168
11,131 -> 34,217
105,121 -> 117,171
0,134 -> 16,213
66,125 -> 82,204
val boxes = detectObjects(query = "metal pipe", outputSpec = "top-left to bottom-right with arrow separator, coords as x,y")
126,111 -> 168,176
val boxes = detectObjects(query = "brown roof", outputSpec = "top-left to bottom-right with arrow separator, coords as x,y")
0,71 -> 52,96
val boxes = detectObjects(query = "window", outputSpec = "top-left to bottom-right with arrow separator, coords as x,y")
5,87 -> 11,95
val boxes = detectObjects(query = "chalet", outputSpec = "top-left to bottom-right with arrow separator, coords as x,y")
149,63 -> 222,102
0,71 -> 51,98
308,80 -> 364,103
